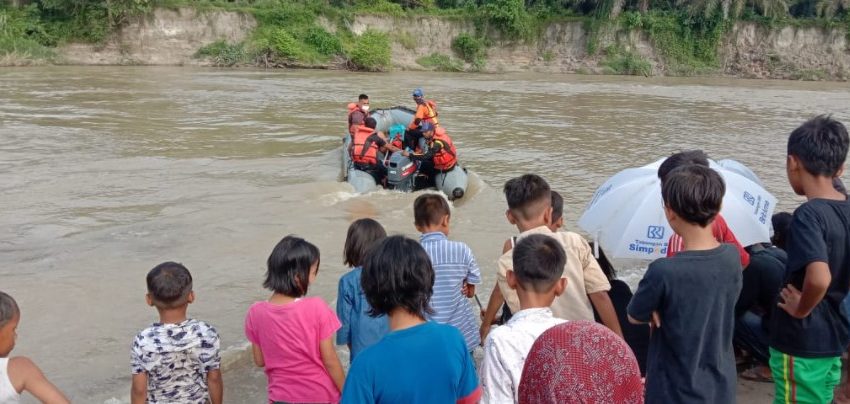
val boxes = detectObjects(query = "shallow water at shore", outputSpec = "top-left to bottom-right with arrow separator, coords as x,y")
1,66 -> 849,402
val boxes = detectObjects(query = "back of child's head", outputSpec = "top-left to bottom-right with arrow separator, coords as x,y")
364,117 -> 377,129
662,164 -> 725,227
414,193 -> 451,228
512,234 -> 566,293
344,218 -> 387,268
788,115 -> 849,177
588,242 -> 616,281
771,212 -> 793,250
361,235 -> 434,318
146,262 -> 193,309
657,150 -> 710,183
503,174 -> 552,221
265,235 -> 320,298
0,291 -> 19,329
551,191 -> 564,224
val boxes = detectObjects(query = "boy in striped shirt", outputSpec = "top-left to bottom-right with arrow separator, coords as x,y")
414,193 -> 482,351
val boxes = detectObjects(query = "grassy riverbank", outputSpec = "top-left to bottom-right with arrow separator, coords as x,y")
1,0 -> 849,75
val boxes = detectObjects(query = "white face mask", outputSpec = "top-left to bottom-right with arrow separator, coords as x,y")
362,105 -> 370,112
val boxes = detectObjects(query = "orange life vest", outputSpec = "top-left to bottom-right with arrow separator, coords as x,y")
431,127 -> 456,171
347,103 -> 369,132
409,100 -> 439,129
351,126 -> 379,166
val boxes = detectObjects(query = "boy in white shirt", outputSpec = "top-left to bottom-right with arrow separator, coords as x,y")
480,234 -> 568,403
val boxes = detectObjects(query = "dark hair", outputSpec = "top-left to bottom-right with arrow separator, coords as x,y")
359,94 -> 369,101
771,212 -> 793,250
344,218 -> 387,267
504,174 -> 552,221
788,115 -> 849,177
265,235 -> 320,297
588,242 -> 616,281
0,291 -> 19,328
361,235 -> 434,318
146,262 -> 193,309
551,191 -> 564,223
512,234 -> 566,293
414,193 -> 451,228
657,150 -> 710,182
364,117 -> 377,129
662,165 -> 725,227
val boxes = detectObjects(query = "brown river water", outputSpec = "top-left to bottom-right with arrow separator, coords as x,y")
1,66 -> 849,402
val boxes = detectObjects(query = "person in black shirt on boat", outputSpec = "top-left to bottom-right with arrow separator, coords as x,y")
350,117 -> 401,184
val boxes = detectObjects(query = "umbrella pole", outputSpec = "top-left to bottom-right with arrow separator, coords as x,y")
593,232 -> 599,259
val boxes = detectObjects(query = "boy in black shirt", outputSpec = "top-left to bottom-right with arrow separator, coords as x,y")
769,115 -> 850,404
628,164 -> 742,404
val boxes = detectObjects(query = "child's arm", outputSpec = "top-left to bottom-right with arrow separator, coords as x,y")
626,263 -> 664,328
479,287 -> 503,344
207,369 -> 223,404
479,338 -> 511,402
778,262 -> 831,318
336,278 -> 353,347
251,343 -> 265,367
588,291 -> 623,338
130,372 -> 147,404
9,357 -> 70,404
320,336 -> 346,392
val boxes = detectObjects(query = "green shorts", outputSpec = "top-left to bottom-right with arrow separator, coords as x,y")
769,347 -> 841,404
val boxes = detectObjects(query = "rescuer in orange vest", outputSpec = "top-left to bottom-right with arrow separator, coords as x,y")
347,93 -> 370,136
404,88 -> 440,151
401,122 -> 458,176
349,117 -> 401,183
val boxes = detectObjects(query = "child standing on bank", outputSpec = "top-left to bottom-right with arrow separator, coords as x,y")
768,115 -> 850,404
336,218 -> 390,363
628,165 -> 742,403
413,193 -> 482,351
480,234 -> 568,403
245,236 -> 345,404
481,190 -> 565,335
131,262 -> 223,404
0,291 -> 69,404
485,175 -> 620,341
342,236 -> 481,403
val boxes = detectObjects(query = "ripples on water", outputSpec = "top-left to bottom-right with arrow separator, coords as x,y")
1,66 -> 849,401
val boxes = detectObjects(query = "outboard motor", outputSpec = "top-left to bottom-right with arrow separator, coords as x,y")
386,153 -> 418,192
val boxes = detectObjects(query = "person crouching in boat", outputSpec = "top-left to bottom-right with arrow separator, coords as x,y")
347,93 -> 370,136
401,122 -> 457,178
350,117 -> 402,185
405,88 -> 439,151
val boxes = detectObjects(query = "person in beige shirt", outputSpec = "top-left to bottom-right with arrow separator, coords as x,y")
480,175 -> 622,343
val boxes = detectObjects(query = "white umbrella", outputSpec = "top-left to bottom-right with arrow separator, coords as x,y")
718,159 -> 765,188
578,158 -> 777,260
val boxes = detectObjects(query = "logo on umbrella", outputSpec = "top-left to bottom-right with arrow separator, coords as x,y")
646,226 -> 665,240
743,191 -> 756,206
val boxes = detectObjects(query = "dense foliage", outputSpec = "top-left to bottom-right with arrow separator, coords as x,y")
1,0 -> 848,70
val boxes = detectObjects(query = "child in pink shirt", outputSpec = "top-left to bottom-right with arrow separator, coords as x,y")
245,235 -> 345,403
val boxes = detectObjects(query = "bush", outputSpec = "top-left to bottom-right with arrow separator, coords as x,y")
416,52 -> 463,71
601,45 -> 652,76
304,26 -> 342,56
195,40 -> 246,66
349,29 -> 391,71
451,32 -> 485,63
480,0 -> 533,40
270,28 -> 305,60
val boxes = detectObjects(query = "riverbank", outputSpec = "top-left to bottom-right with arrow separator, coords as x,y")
2,5 -> 849,80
